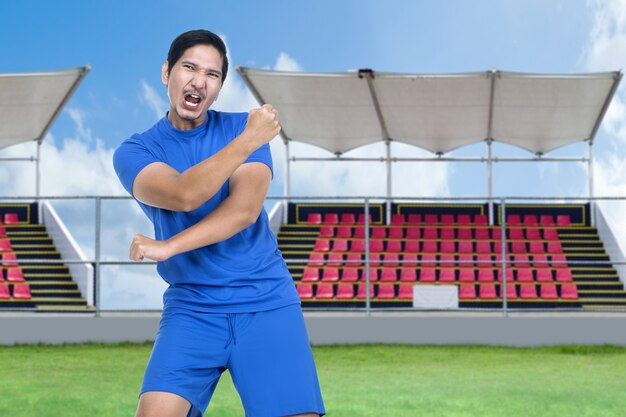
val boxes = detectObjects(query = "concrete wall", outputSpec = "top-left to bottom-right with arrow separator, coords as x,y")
2,312 -> 626,346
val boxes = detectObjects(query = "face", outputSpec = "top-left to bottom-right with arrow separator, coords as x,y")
161,44 -> 224,130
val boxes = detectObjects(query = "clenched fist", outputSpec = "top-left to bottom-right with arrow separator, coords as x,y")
129,234 -> 172,262
244,104 -> 281,147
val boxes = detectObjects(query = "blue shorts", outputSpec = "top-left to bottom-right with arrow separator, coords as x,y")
140,302 -> 326,417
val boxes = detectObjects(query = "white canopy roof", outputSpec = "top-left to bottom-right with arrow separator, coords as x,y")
0,67 -> 90,150
237,68 -> 621,155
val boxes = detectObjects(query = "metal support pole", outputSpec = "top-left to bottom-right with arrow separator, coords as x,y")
588,141 -> 595,227
36,140 -> 42,222
500,198 -> 508,317
386,140 -> 392,225
364,198 -> 371,316
284,140 -> 290,224
487,139 -> 494,226
95,197 -> 102,317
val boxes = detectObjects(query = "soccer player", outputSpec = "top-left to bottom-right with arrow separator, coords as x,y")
113,30 -> 325,417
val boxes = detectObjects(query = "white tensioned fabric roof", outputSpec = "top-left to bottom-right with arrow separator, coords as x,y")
0,67 -> 90,150
237,68 -> 622,155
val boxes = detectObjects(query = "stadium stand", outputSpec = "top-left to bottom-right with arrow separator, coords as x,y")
0,204 -> 90,310
278,203 -> 626,309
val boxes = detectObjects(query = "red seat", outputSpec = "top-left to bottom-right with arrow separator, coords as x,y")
398,285 -> 413,299
400,268 -> 417,282
439,269 -> 456,282
327,253 -> 344,266
547,242 -> 563,254
556,215 -> 571,227
0,285 -> 9,299
441,214 -> 455,225
509,228 -> 524,240
439,254 -> 455,268
313,239 -> 330,252
297,284 -> 313,299
380,268 -> 397,282
491,228 -> 503,240
440,228 -> 455,239
301,268 -> 320,282
459,285 -> 477,299
368,253 -> 381,267
335,226 -> 352,238
404,241 -> 420,253
13,283 -> 32,299
543,229 -> 559,241
0,227 -> 6,238
357,214 -> 373,225
516,269 -> 534,283
356,284 -> 375,300
494,254 -> 511,269
388,227 -> 404,239
323,213 -> 339,225
340,213 -> 356,225
478,269 -> 494,282
457,228 -> 472,240
419,268 -> 436,282
406,228 -> 421,239
540,284 -> 558,300
386,241 -> 402,253
362,268 -> 379,282
423,228 -> 438,239
0,239 -> 12,252
422,241 -> 438,253
4,213 -> 19,225
458,269 -> 475,282
336,284 -> 355,299
369,240 -> 384,253
457,214 -> 471,225
476,254 -> 492,268
561,284 -> 579,299
526,228 -> 541,240
371,227 -> 386,239
391,214 -> 406,225
480,284 -> 498,299
532,254 -> 549,269
474,214 -> 488,225
322,268 -> 340,282
424,214 -> 438,225
341,268 -> 359,282
458,254 -> 475,268
319,226 -> 334,238
440,241 -> 455,254
529,241 -> 545,254
523,215 -> 538,226
500,284 -> 518,299
513,254 -> 530,268
407,214 -> 422,225
345,253 -> 362,266
307,213 -> 322,225
475,241 -> 491,254
402,254 -> 418,267
332,239 -> 348,252
556,268 -> 573,282
383,253 -> 399,267
2,253 -> 17,267
307,253 -> 324,267
540,215 -> 554,226
378,284 -> 396,299
520,285 -> 538,299
353,226 -> 366,239
421,254 -> 437,266
536,269 -> 553,283
507,215 -> 521,226
551,254 -> 568,268
510,241 -> 527,254
350,240 -> 365,253
315,284 -> 335,299
458,241 -> 473,253
475,228 -> 489,240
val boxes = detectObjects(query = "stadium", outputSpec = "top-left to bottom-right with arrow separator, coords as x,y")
3,2 -> 626,416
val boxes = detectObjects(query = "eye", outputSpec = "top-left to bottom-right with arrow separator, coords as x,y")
183,64 -> 194,71
208,72 -> 221,79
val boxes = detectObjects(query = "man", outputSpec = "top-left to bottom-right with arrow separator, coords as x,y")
113,30 -> 325,417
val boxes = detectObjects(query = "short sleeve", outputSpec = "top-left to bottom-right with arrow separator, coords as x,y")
112,136 -> 160,197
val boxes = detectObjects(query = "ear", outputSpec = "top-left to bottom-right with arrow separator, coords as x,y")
161,61 -> 169,85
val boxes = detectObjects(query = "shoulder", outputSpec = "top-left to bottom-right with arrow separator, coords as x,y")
209,110 -> 248,131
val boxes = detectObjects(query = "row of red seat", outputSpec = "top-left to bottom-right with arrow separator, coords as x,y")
307,253 -> 570,268
0,267 -> 24,282
1,213 -> 18,225
319,226 -> 560,240
301,267 -> 573,283
297,283 -> 579,300
0,253 -> 17,266
307,213 -> 572,226
0,283 -> 31,299
312,239 -> 564,254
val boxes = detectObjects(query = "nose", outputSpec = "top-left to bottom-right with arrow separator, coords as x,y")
190,72 -> 207,90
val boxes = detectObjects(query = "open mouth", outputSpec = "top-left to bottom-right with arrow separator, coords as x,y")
184,93 -> 202,108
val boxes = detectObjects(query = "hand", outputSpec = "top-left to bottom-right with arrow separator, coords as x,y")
129,234 -> 173,262
244,104 -> 281,147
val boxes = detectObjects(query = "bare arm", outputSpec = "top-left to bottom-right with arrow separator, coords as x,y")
132,104 -> 279,212
129,162 -> 271,262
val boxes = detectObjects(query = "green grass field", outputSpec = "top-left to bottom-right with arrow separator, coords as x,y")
1,343 -> 626,416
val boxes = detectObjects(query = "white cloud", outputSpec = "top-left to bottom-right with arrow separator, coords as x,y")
274,52 -> 303,72
140,79 -> 168,120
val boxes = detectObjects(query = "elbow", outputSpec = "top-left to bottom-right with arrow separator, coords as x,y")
177,191 -> 204,213
241,207 -> 262,227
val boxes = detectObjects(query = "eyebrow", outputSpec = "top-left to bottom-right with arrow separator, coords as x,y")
180,60 -> 222,76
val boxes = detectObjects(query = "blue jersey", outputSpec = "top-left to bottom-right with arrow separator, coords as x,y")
113,110 -> 300,313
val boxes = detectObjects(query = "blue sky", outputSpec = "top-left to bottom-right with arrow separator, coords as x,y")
4,0 -> 626,308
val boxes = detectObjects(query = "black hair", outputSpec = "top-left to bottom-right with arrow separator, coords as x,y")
167,29 -> 228,84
